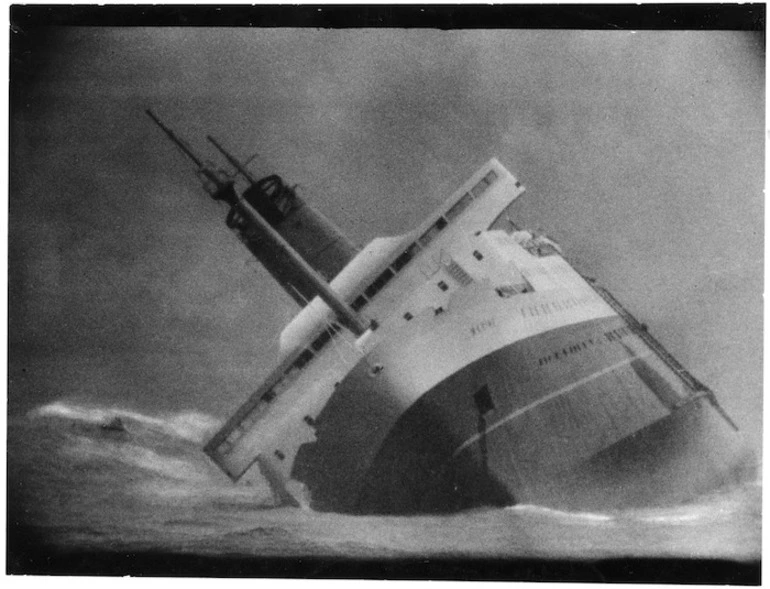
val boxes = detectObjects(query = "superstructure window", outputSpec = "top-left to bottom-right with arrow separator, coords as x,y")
403,312 -> 413,321
365,268 -> 395,299
469,170 -> 497,199
261,390 -> 276,403
446,192 -> 474,222
293,348 -> 313,370
351,295 -> 368,311
311,328 -> 333,352
392,243 -> 419,272
418,217 -> 448,248
241,413 -> 259,429
437,281 -> 449,292
471,177 -> 491,198
473,250 -> 484,260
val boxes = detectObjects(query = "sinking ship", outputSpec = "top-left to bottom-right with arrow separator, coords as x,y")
147,110 -> 752,514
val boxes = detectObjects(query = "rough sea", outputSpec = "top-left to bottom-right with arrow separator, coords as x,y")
7,401 -> 761,582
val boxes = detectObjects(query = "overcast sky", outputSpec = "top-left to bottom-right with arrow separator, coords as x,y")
9,28 -> 764,446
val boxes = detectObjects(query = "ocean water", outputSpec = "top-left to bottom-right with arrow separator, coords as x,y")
7,401 -> 761,579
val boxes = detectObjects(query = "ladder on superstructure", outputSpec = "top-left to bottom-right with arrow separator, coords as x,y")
584,277 -> 738,430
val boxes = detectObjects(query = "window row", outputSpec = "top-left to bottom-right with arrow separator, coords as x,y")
346,169 -> 499,315
256,169 -> 502,389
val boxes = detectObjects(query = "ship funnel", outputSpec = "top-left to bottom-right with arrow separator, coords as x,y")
205,134 -> 359,289
146,109 -> 366,333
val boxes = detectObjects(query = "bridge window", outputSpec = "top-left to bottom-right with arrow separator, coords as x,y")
419,217 -> 448,248
241,412 -> 259,428
485,169 -> 498,184
392,243 -> 419,272
472,176 -> 491,198
293,348 -> 313,370
261,390 -> 276,403
311,328 -> 333,352
446,192 -> 473,222
351,295 -> 368,311
365,268 -> 395,299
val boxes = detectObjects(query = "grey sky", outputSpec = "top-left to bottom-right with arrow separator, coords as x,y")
10,29 -> 763,447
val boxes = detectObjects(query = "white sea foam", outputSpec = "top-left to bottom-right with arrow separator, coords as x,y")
63,434 -> 214,482
29,401 -> 113,424
28,401 -> 223,443
507,503 -> 616,523
509,498 -> 741,526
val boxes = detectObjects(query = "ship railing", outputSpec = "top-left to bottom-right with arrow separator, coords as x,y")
583,278 -> 738,431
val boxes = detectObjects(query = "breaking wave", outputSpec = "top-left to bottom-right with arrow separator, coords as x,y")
16,399 -> 274,509
28,401 -> 223,443
62,435 -> 213,482
9,400 -> 761,563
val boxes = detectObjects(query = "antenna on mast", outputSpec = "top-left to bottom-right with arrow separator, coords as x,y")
145,109 -> 237,205
144,108 -> 366,333
207,135 -> 260,185
146,109 -> 204,168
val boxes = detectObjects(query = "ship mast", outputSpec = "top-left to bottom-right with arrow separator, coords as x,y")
146,110 -> 367,337
145,109 -> 237,204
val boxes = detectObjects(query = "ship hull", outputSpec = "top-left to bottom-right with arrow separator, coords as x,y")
294,314 -> 753,514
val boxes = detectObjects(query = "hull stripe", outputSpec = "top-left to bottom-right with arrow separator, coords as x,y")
451,351 -> 654,457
